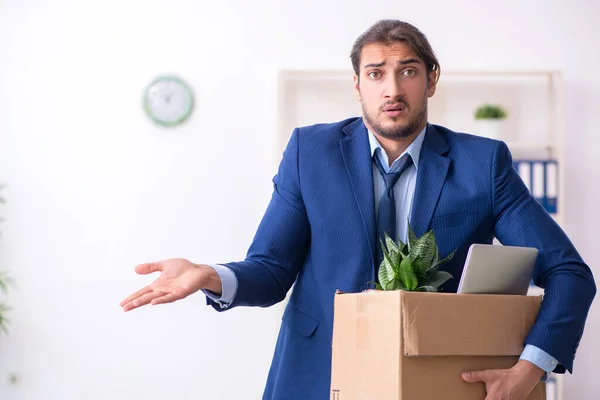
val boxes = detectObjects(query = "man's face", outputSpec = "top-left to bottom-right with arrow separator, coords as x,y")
353,41 -> 437,140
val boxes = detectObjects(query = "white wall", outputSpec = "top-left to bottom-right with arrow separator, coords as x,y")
0,0 -> 598,399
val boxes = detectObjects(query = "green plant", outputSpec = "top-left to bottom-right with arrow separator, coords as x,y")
369,223 -> 456,292
474,104 -> 507,120
0,271 -> 11,335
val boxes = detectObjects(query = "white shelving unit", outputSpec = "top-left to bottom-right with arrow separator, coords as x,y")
428,70 -> 565,228
275,69 -> 565,400
276,69 -> 360,157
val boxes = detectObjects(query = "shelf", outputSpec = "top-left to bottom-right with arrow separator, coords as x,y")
276,69 -> 360,153
506,141 -> 558,160
429,73 -> 561,146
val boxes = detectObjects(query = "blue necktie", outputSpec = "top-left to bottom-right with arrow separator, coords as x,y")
373,151 -> 414,275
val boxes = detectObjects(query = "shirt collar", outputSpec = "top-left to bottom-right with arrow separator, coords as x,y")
368,124 -> 427,171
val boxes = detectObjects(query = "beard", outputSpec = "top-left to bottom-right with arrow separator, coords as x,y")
361,95 -> 428,140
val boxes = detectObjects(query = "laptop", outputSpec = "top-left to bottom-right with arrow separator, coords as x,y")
457,244 -> 539,295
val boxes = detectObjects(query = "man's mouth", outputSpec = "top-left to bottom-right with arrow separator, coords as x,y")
382,104 -> 406,117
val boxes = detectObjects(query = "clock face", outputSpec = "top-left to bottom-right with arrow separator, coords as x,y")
143,76 -> 194,126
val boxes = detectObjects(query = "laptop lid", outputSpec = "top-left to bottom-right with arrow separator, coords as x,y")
457,244 -> 539,295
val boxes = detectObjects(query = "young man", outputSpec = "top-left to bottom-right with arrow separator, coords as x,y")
121,19 -> 596,400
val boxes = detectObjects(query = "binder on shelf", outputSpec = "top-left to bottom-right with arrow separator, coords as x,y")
545,161 -> 558,214
513,159 -> 558,214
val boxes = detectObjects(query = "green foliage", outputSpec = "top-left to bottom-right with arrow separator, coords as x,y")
369,223 -> 456,292
0,274 -> 10,335
474,104 -> 507,120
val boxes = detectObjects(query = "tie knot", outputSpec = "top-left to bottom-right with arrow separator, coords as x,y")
382,172 -> 400,189
373,152 -> 414,190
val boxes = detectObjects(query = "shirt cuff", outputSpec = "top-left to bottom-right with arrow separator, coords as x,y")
201,264 -> 238,308
520,344 -> 559,382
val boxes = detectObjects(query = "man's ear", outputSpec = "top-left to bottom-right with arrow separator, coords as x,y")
427,70 -> 437,98
353,74 -> 361,101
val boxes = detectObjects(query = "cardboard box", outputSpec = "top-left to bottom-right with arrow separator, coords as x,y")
330,290 -> 546,400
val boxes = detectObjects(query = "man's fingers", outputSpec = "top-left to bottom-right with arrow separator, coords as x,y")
120,286 -> 152,307
135,262 -> 163,275
121,290 -> 165,311
462,370 -> 490,383
151,292 -> 181,306
120,262 -> 163,309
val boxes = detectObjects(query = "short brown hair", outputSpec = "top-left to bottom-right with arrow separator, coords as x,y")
350,19 -> 440,83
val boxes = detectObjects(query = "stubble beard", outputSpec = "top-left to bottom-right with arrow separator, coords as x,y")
361,96 -> 428,140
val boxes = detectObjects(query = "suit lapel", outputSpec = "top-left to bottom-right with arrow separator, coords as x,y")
339,121 -> 451,262
410,124 -> 451,237
340,119 -> 376,265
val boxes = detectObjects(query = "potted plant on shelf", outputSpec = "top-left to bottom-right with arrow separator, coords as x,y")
474,103 -> 507,140
369,223 -> 456,292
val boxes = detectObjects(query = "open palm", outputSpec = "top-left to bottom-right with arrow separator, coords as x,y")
120,258 -> 205,311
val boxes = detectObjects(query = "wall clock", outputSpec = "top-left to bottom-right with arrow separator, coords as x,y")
143,75 -> 194,127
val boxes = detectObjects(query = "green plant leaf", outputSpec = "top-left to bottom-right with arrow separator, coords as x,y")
423,270 -> 454,289
378,258 -> 395,292
398,248 -> 407,261
397,238 -> 406,254
389,249 -> 400,273
474,104 -> 507,120
407,222 -> 418,253
392,234 -> 407,271
431,247 -> 439,271
443,249 -> 457,263
0,271 -> 14,295
378,239 -> 398,290
398,256 -> 418,291
0,303 -> 10,335
368,281 -> 384,291
382,275 -> 408,291
385,234 -> 399,255
416,286 -> 439,292
384,278 -> 402,291
428,248 -> 457,272
371,222 -> 457,292
385,235 -> 401,272
409,230 -> 437,267
412,255 -> 427,283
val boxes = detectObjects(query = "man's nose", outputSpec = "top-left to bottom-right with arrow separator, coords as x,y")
383,76 -> 404,100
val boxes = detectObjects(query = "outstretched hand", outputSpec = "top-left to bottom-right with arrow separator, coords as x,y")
120,258 -> 220,311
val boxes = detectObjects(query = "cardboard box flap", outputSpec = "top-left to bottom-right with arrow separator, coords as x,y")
401,292 -> 542,357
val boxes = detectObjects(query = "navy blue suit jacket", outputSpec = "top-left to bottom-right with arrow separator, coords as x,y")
209,118 -> 596,400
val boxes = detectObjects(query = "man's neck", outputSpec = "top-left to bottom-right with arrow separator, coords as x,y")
372,126 -> 425,166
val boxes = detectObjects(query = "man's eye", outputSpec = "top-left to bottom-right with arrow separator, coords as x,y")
403,69 -> 416,76
368,71 -> 381,79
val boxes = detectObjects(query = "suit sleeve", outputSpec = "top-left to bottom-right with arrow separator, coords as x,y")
491,140 -> 596,373
207,128 -> 311,311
